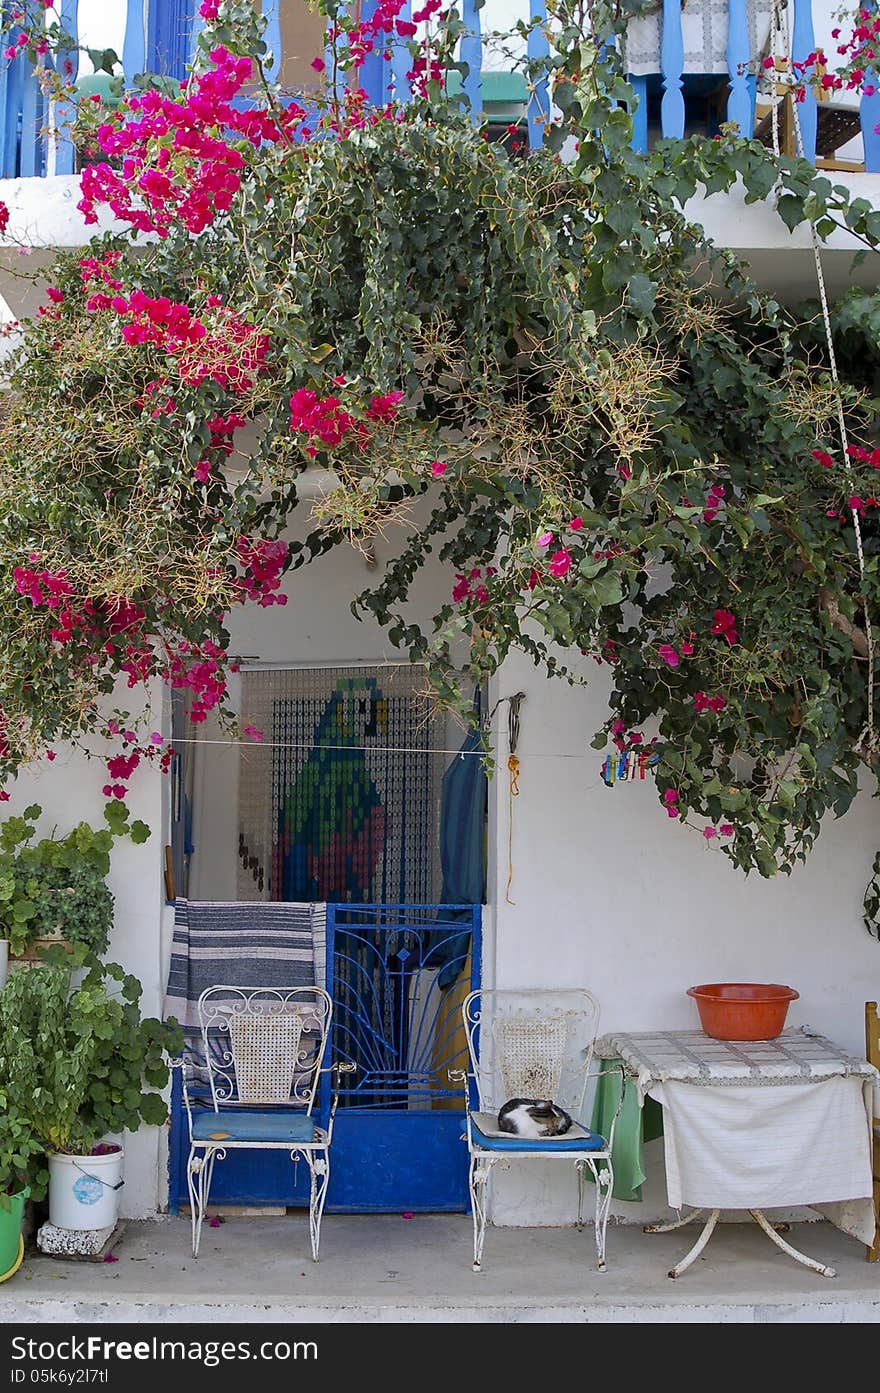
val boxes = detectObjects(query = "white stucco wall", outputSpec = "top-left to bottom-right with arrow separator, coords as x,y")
484,650 -> 880,1225
1,683 -> 168,1219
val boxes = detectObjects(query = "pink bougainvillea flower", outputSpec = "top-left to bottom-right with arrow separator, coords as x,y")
658,644 -> 679,668
208,1215 -> 222,1228
812,448 -> 834,468
430,460 -> 448,477
149,732 -> 164,746
46,750 -> 56,761
720,824 -> 735,836
711,609 -> 739,645
536,531 -> 553,548
662,788 -> 679,804
193,458 -> 212,483
569,517 -> 584,531
702,827 -> 717,839
311,57 -> 326,72
548,547 -> 571,578
103,1252 -> 119,1264
243,724 -> 264,742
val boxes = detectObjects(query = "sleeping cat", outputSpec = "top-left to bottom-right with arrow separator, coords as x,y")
497,1098 -> 573,1138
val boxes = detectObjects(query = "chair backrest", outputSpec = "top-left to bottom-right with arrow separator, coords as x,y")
867,1002 -> 880,1073
197,985 -> 332,1112
462,988 -> 600,1118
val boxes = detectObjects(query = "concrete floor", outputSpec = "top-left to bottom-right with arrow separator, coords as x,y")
4,1215 -> 880,1322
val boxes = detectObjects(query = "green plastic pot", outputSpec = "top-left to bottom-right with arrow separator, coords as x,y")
0,1188 -> 28,1283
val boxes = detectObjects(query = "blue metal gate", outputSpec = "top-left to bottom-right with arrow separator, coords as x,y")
168,903 -> 480,1213
323,903 -> 481,1212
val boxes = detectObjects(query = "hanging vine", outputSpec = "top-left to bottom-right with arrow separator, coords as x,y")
2,0 -> 880,921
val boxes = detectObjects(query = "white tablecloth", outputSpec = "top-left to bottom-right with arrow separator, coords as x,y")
598,1027 -> 878,1244
650,1077 -> 874,1241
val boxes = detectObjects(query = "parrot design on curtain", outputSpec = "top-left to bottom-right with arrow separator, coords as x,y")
274,677 -> 390,903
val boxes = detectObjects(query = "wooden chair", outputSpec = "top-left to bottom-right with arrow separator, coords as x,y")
865,1001 -> 880,1261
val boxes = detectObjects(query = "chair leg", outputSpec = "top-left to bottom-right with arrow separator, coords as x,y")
187,1145 -> 220,1258
304,1151 -> 330,1263
469,1157 -> 492,1272
587,1158 -> 614,1272
575,1159 -> 586,1232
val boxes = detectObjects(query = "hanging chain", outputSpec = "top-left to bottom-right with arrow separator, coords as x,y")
765,0 -> 876,755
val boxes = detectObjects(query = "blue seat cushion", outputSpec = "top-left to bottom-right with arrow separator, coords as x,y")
192,1110 -> 317,1144
470,1112 -> 607,1153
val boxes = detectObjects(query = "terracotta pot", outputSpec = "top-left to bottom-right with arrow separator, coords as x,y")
687,982 -> 799,1041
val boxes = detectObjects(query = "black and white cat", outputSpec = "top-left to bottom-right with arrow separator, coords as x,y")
497,1097 -> 573,1138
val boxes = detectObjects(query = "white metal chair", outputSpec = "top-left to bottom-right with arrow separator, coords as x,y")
178,985 -> 353,1261
451,988 -> 623,1272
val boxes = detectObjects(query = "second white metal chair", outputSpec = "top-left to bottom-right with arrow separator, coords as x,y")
452,987 -> 623,1272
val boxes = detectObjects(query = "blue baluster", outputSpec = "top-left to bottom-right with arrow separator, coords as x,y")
726,0 -> 752,136
791,0 -> 817,161
123,0 -> 148,82
630,73 -> 648,152
861,81 -> 880,171
459,0 -> 482,120
262,0 -> 281,84
54,0 -> 79,176
660,0 -> 685,138
2,41 -> 25,177
19,60 -> 42,176
527,0 -> 549,149
358,0 -> 385,105
390,0 -> 412,103
860,3 -> 880,170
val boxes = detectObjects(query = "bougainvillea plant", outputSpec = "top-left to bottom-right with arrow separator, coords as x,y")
2,0 -> 880,921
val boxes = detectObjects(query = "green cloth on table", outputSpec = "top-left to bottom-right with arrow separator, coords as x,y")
589,1057 -> 664,1202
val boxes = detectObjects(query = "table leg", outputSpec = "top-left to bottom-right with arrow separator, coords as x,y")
666,1208 -> 720,1279
643,1208 -> 706,1235
748,1209 -> 837,1278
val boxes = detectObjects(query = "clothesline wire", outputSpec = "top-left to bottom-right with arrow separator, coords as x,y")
168,736 -> 598,758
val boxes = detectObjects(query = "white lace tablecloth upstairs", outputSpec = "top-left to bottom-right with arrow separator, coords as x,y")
625,0 -> 773,77
596,1027 -> 878,1242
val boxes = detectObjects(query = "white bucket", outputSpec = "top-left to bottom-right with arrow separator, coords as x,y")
48,1148 -> 124,1230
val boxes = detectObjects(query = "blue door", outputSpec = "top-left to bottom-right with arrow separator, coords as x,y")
324,903 -> 480,1212
167,903 -> 480,1213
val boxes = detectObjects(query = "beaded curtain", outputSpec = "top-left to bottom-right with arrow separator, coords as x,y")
237,667 -> 445,904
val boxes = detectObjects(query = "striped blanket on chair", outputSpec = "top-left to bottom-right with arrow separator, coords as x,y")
163,899 -> 326,1029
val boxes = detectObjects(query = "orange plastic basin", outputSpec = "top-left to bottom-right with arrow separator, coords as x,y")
686,982 -> 799,1041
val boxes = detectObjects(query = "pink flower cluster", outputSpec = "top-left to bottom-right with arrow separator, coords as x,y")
0,200 -> 9,234
452,567 -> 494,605
657,634 -> 695,669
289,387 -> 403,457
235,537 -> 289,608
711,609 -> 739,645
702,482 -> 725,525
78,46 -> 304,238
162,638 -> 227,722
692,691 -> 727,714
102,292 -> 269,396
107,290 -> 207,349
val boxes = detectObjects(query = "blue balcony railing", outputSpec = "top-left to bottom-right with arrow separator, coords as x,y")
0,0 -> 878,180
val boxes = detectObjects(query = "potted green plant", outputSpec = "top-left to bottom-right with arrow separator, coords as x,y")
0,803 -> 149,965
0,1108 -> 47,1282
0,948 -> 182,1231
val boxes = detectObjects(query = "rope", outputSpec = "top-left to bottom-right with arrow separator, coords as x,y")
505,694 -> 525,905
767,0 -> 876,756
